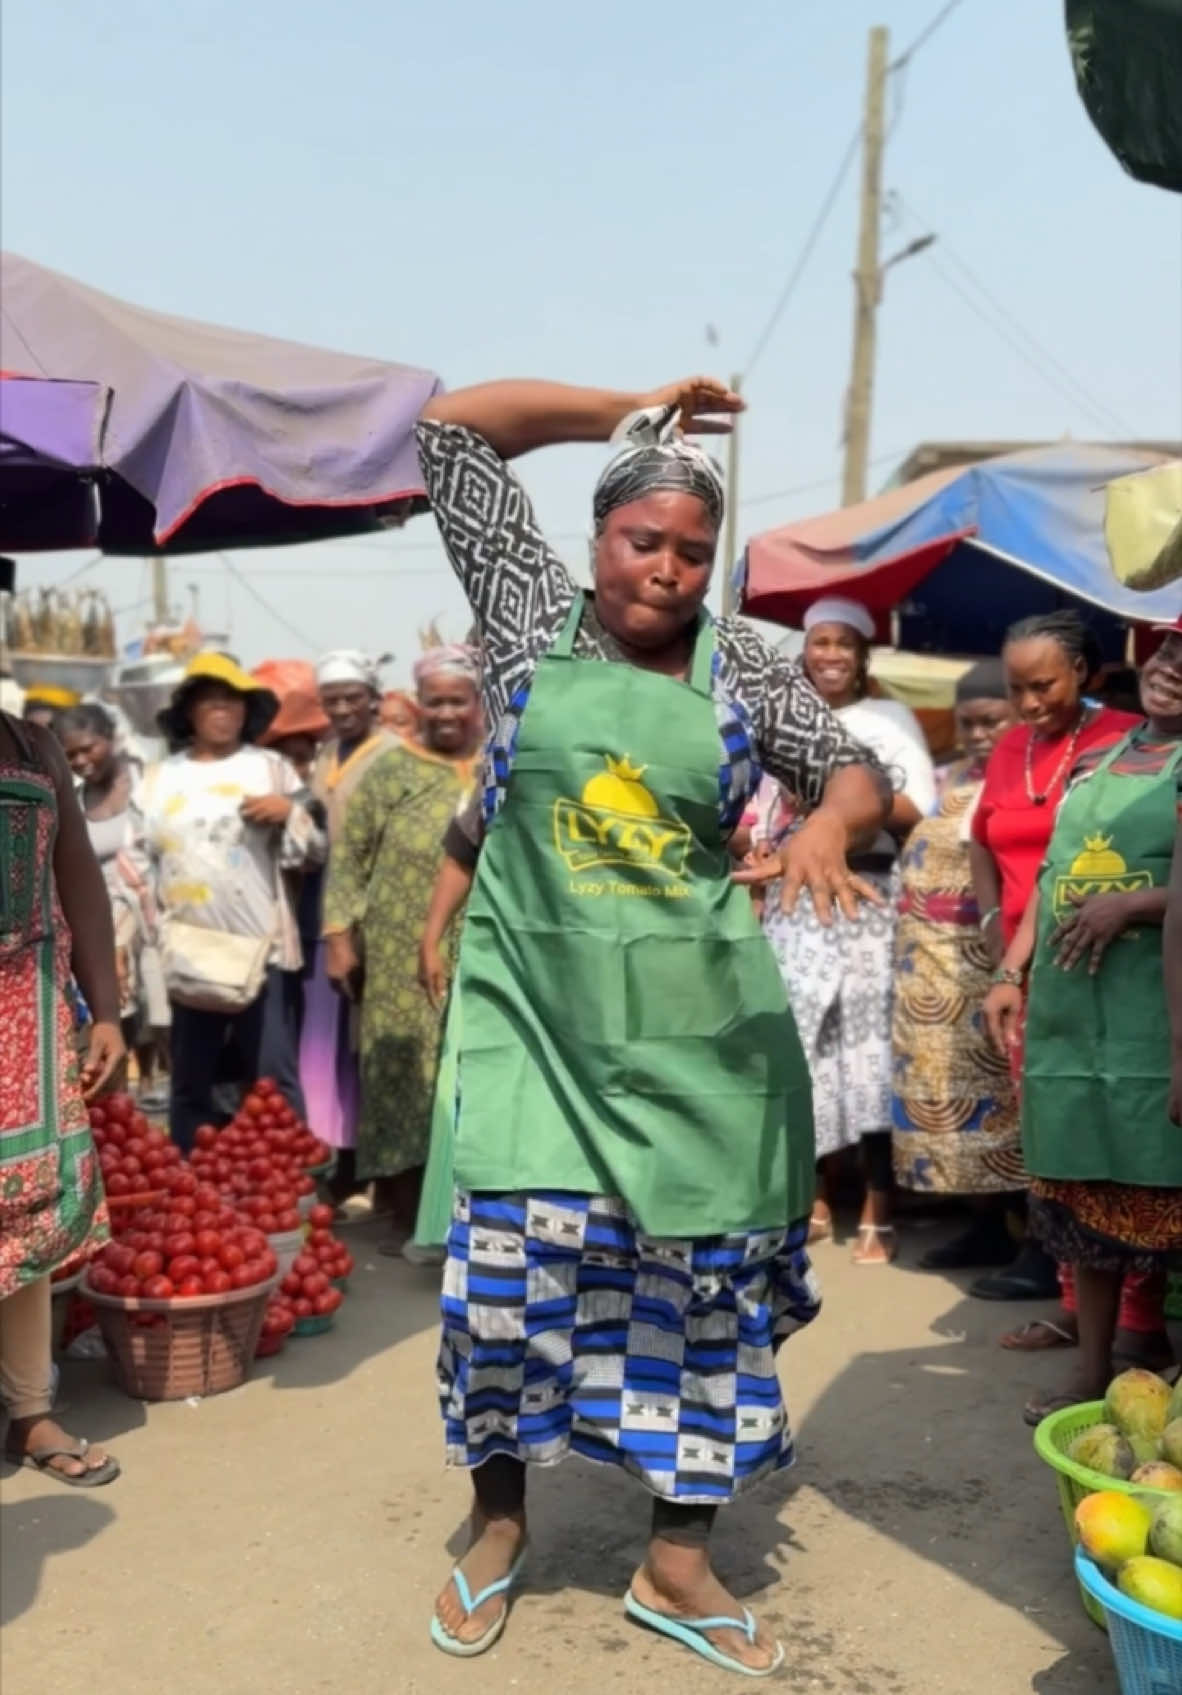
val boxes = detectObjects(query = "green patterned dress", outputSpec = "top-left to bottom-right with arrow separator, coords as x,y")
321,739 -> 474,1179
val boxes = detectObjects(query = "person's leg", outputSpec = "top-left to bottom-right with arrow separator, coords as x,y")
920,1194 -> 1021,1272
1114,1269 -> 1174,1369
630,1500 -> 780,1673
434,1457 -> 528,1646
1071,1265 -> 1123,1400
168,1003 -> 229,1153
257,968 -> 307,1119
854,1131 -> 896,1261
1,1278 -> 117,1481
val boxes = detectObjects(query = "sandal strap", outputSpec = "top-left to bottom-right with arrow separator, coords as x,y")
671,1607 -> 756,1643
25,1442 -> 90,1464
451,1558 -> 521,1618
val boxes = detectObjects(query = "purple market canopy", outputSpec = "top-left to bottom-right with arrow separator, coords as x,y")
0,252 -> 442,553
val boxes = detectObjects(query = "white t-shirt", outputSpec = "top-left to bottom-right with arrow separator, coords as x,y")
139,748 -> 300,943
836,696 -> 937,858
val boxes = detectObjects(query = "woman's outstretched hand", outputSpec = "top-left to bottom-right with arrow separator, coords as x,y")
641,377 -> 745,436
732,810 -> 883,923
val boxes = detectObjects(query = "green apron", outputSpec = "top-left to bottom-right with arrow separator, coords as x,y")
445,593 -> 814,1239
1022,730 -> 1182,1186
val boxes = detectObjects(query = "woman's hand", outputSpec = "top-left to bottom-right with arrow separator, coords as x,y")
241,794 -> 293,828
417,937 -> 450,1012
324,931 -> 363,1001
1050,890 -> 1136,974
732,810 -> 882,923
81,1020 -> 127,1101
983,982 -> 1023,1057
641,377 -> 744,436
981,909 -> 1004,969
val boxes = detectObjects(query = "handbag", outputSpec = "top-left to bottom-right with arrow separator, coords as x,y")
159,918 -> 271,1013
154,754 -> 285,1013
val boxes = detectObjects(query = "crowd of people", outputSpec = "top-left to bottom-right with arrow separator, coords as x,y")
1,375 -> 1179,1680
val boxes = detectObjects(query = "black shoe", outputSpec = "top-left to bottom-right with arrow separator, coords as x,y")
919,1219 -> 1015,1272
969,1239 -> 1060,1301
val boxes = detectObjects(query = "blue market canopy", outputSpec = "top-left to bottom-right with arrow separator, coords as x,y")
742,442 -> 1181,660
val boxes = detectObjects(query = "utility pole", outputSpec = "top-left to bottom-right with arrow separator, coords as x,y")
150,556 -> 169,625
841,25 -> 889,508
721,370 -> 742,617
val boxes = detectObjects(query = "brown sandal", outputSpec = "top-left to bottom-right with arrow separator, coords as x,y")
1000,1318 -> 1077,1352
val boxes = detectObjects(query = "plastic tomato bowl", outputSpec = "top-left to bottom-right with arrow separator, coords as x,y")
82,1273 -> 277,1400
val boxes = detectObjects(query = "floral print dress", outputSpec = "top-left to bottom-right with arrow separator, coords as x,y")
0,727 -> 107,1298
321,739 -> 476,1180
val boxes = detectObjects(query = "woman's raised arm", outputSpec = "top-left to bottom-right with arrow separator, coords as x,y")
421,376 -> 742,461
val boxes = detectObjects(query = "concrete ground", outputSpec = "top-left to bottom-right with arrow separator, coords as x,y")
2,1213 -> 1120,1695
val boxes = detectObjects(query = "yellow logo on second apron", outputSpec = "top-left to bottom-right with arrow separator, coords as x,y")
554,756 -> 691,878
1052,834 -> 1152,917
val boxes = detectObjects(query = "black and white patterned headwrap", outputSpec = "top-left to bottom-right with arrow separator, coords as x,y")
591,403 -> 726,534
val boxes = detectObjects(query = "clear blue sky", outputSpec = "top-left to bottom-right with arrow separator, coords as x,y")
4,0 -> 1180,682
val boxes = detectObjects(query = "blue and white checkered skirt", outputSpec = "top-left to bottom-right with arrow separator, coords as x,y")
437,1191 -> 821,1504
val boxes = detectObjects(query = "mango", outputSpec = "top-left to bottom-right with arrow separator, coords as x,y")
1105,1369 -> 1173,1441
1149,1497 -> 1182,1567
1130,1434 -> 1162,1466
1117,1555 -> 1182,1620
1131,1461 -> 1182,1491
1168,1378 -> 1182,1425
1163,1419 -> 1182,1471
1068,1423 -> 1136,1480
1075,1490 -> 1152,1568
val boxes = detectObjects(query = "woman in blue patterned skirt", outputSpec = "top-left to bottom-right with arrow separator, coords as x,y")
415,375 -> 888,1676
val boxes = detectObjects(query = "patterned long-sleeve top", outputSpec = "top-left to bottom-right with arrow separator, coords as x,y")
416,420 -> 884,829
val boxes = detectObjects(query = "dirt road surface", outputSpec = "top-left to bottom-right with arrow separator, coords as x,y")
2,1217 -> 1119,1694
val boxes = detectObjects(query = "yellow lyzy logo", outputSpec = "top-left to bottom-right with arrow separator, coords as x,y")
553,755 -> 691,877
1052,834 -> 1152,918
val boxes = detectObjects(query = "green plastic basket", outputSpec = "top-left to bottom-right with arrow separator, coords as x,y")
292,1312 -> 335,1337
1033,1400 -> 1180,1629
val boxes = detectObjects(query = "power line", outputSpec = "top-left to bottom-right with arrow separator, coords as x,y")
890,0 -> 970,69
741,448 -> 908,511
921,250 -> 1137,437
896,197 -> 1136,437
741,125 -> 862,383
219,555 -> 320,651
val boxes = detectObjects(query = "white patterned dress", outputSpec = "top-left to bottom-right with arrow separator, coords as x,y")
758,699 -> 935,1159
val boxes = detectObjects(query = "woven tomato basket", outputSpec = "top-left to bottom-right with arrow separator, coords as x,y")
82,1274 -> 277,1401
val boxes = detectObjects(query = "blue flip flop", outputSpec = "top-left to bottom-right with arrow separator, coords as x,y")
624,1588 -> 785,1678
430,1549 -> 527,1658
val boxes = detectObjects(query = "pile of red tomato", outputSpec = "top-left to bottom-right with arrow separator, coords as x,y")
89,1093 -> 187,1198
81,1087 -> 355,1354
186,1078 -> 331,1233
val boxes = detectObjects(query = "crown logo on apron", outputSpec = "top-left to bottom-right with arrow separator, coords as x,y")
553,755 -> 691,878
1053,833 -> 1152,917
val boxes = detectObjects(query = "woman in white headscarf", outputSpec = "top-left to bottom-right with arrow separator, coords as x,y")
297,652 -> 392,1186
755,597 -> 936,1263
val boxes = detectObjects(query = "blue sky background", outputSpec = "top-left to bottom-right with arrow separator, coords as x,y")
4,0 -> 1180,681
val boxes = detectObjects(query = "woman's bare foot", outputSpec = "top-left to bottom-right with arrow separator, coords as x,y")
633,1544 -> 780,1673
5,1415 -> 116,1481
851,1223 -> 897,1265
434,1512 -> 527,1648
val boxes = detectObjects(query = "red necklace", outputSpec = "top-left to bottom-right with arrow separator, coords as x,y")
1023,709 -> 1090,806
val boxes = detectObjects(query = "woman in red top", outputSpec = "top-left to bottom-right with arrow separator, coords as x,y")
966,611 -> 1165,1357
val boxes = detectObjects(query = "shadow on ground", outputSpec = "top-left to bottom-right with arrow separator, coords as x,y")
0,1493 -> 115,1627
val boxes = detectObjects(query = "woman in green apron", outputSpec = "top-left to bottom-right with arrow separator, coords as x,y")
413,377 -> 889,1676
985,623 -> 1182,1423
